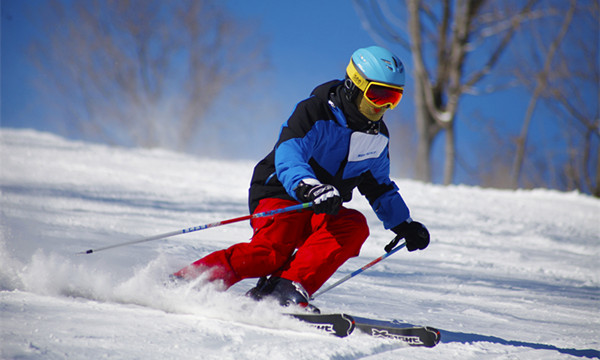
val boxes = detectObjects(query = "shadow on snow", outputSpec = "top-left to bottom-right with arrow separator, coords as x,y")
441,329 -> 600,359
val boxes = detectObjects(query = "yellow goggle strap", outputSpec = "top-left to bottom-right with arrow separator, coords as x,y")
346,59 -> 404,108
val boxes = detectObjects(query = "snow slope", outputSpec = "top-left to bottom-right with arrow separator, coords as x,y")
1,129 -> 599,360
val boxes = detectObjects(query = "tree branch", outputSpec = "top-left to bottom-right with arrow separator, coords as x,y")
463,0 -> 539,90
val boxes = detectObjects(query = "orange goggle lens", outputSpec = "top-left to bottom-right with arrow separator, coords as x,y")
364,84 -> 403,108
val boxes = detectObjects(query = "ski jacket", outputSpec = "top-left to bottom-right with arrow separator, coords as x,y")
249,80 -> 410,230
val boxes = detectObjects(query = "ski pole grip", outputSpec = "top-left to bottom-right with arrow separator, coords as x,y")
384,235 -> 402,253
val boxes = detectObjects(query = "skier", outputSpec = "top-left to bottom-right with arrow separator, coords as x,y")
173,46 -> 430,312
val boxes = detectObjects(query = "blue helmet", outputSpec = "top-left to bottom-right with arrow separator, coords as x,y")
344,46 -> 405,103
348,46 -> 405,87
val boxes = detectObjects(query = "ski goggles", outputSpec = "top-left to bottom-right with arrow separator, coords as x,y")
346,60 -> 404,109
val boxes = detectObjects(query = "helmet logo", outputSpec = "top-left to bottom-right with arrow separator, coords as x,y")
351,72 -> 365,87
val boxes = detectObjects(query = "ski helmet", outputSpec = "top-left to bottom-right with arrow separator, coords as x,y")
344,46 -> 405,108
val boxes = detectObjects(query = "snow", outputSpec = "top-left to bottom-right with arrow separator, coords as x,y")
1,128 -> 599,360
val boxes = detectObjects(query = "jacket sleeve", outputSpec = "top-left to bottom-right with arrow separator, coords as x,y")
358,146 -> 410,229
273,100 -> 320,200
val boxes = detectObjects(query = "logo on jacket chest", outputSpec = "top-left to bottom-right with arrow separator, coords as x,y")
348,132 -> 388,162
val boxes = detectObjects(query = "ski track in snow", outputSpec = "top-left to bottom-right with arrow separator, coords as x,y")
1,129 -> 599,360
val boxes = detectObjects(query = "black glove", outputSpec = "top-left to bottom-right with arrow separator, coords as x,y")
392,220 -> 430,252
295,179 -> 342,215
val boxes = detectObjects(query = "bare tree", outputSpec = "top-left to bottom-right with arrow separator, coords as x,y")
354,0 -> 538,184
543,1 -> 599,196
507,0 -> 599,196
27,0 -> 267,151
510,0 -> 576,189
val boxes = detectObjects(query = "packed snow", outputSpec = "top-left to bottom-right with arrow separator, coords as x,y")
1,128 -> 598,359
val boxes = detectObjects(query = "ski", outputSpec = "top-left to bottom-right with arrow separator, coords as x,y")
352,315 -> 440,347
290,313 -> 441,347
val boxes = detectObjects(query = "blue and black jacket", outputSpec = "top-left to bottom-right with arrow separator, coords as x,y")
249,80 -> 410,230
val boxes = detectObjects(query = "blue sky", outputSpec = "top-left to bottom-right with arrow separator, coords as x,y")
223,1 -> 375,103
2,0 -> 379,150
1,0 -> 593,188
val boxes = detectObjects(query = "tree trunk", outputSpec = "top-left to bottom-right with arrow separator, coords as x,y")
444,124 -> 455,185
415,75 -> 433,181
510,87 -> 540,189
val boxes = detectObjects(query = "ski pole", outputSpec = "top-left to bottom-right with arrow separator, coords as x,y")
78,202 -> 313,255
311,239 -> 406,299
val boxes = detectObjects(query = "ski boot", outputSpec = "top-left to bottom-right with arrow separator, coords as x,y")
246,276 -> 320,314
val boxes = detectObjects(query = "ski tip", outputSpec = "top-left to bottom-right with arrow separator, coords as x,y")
425,326 -> 442,347
290,313 -> 355,338
341,313 -> 356,337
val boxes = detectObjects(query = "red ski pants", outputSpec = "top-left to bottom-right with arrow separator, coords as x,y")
174,198 -> 370,295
